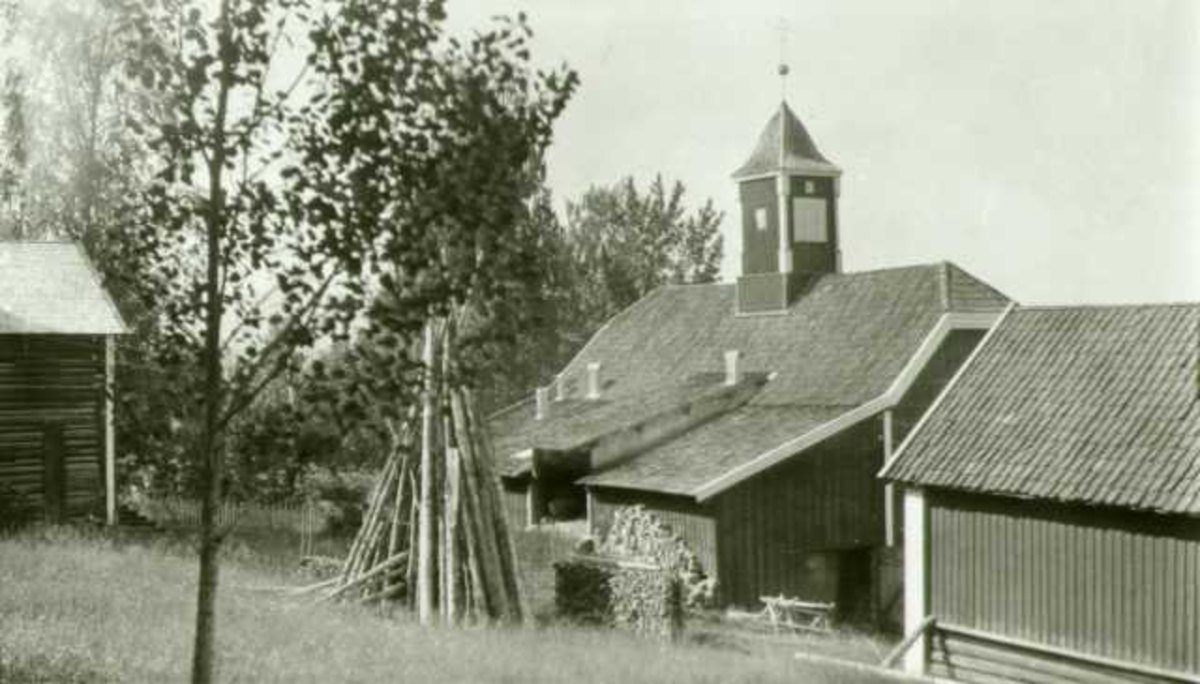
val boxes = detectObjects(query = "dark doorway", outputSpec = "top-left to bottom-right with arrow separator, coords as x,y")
836,547 -> 873,625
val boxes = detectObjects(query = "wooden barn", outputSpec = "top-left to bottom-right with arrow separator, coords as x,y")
0,242 -> 126,524
488,101 -> 1011,616
881,304 -> 1200,682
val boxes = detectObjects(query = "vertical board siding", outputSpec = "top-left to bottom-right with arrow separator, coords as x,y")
588,487 -> 718,579
929,490 -> 1200,680
738,178 -> 779,275
500,479 -> 528,530
714,419 -> 883,607
892,329 -> 986,444
0,335 -> 105,518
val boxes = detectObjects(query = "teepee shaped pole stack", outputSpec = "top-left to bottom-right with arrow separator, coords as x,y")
311,315 -> 524,626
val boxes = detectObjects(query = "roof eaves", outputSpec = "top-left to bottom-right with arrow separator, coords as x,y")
73,242 -> 130,335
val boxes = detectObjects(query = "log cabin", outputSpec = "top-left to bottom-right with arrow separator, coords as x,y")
881,304 -> 1200,682
0,242 -> 126,524
487,101 -> 1011,619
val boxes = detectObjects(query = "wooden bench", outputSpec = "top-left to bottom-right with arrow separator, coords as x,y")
760,595 -> 835,634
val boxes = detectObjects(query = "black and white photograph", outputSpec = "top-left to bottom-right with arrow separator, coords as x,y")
0,1 -> 1196,682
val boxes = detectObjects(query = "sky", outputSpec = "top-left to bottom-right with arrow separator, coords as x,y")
445,0 -> 1200,305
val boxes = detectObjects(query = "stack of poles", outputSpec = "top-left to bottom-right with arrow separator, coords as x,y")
312,317 -> 525,626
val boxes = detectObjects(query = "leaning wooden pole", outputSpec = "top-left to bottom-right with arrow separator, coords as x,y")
417,320 -> 441,624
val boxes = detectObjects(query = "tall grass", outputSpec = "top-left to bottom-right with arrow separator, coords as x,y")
0,525 -> 896,683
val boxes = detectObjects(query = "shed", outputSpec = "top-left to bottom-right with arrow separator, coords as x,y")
881,304 -> 1200,682
0,241 -> 127,524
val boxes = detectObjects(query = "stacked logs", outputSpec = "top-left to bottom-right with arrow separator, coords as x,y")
303,318 -> 525,626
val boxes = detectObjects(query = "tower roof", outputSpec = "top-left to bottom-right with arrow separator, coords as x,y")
732,101 -> 840,179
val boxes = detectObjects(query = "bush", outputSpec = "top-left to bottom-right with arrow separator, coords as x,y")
298,466 -> 376,536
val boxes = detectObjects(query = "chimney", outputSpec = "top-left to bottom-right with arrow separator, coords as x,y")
724,350 -> 742,386
554,373 -> 567,402
535,386 -> 550,420
586,362 -> 602,400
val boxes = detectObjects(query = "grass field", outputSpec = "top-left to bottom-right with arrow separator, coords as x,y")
0,525 -> 905,683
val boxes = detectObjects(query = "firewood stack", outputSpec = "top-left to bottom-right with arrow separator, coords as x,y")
304,318 -> 525,626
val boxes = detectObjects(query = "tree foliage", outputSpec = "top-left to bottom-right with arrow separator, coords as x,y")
110,0 -> 573,677
567,174 -> 723,336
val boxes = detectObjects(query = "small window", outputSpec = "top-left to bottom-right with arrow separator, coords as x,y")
793,197 -> 827,242
754,207 -> 768,231
804,180 -> 816,195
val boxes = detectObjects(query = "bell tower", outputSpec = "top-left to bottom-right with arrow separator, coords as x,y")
732,74 -> 841,314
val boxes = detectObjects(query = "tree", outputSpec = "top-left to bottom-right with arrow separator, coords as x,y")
566,174 -> 723,333
116,0 -> 573,678
299,1 -> 575,624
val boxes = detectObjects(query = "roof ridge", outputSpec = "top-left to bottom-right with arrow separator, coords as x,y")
1016,302 -> 1200,311
661,281 -> 730,289
837,261 -> 941,277
942,260 -> 1014,306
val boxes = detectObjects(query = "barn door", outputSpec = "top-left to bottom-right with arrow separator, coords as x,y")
41,422 -> 66,523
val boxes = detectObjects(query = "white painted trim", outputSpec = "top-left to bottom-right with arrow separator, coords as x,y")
776,174 -> 792,274
511,448 -> 534,461
883,410 -> 896,547
879,303 -> 1016,480
902,486 -> 929,676
692,309 -> 1006,501
585,488 -> 594,537
105,336 -> 116,526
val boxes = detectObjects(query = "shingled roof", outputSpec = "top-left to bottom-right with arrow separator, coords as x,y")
490,262 -> 1008,494
0,242 -> 126,335
882,304 -> 1200,516
731,101 -> 841,179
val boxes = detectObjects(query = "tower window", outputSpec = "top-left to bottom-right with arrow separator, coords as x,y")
754,207 -> 768,231
793,197 -> 827,242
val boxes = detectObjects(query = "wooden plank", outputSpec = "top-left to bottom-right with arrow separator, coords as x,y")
939,623 -> 1197,683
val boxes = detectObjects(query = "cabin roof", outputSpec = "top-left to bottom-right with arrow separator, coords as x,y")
490,261 -> 1008,495
882,304 -> 1200,516
0,241 -> 127,335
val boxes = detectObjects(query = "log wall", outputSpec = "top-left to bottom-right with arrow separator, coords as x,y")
0,335 -> 106,518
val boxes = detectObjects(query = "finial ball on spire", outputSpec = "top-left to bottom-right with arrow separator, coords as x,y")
778,63 -> 790,77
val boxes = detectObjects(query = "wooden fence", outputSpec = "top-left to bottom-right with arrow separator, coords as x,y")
143,496 -> 325,536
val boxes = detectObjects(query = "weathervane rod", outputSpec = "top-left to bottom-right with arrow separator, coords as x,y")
776,17 -> 790,102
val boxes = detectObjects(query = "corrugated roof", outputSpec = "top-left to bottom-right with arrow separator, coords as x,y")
883,305 -> 1200,516
0,241 -> 126,335
490,262 -> 1008,494
732,101 -> 841,179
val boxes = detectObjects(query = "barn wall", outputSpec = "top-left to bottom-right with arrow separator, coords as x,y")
928,490 -> 1200,681
892,329 -> 986,443
0,335 -> 106,518
588,486 -> 718,579
714,419 -> 883,607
